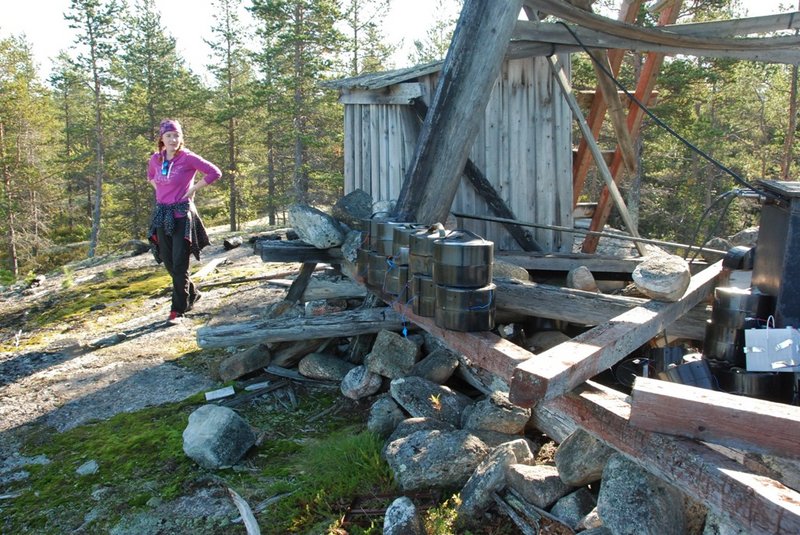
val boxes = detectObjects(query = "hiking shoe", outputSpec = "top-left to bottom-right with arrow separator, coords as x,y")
186,291 -> 202,312
166,310 -> 183,326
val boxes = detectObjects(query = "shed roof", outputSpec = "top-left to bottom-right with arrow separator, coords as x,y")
325,61 -> 443,91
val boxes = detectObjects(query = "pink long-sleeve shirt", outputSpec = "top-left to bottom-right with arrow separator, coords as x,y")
147,149 -> 222,210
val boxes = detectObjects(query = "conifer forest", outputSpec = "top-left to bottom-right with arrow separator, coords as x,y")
0,0 -> 797,280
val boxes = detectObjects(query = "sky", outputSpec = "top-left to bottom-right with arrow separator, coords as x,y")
0,0 -> 460,80
0,0 -> 793,81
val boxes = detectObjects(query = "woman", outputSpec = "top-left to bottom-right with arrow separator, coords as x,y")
148,119 -> 221,325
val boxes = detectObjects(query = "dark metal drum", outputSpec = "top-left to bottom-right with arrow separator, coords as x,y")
367,252 -> 388,289
703,320 -> 745,367
411,274 -> 436,317
432,230 -> 494,288
384,264 -> 409,301
392,223 -> 427,266
409,226 -> 450,276
433,283 -> 496,332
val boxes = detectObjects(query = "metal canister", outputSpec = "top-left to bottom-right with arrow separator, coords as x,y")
703,320 -> 745,367
392,223 -> 427,266
711,287 -> 775,328
409,226 -> 450,276
384,265 -> 409,301
432,230 -> 493,288
367,252 -> 388,289
411,274 -> 436,317
376,220 -> 404,257
434,283 -> 496,332
717,367 -> 794,403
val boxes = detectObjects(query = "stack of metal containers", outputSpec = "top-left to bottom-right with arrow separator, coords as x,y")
408,225 -> 450,317
703,286 -> 792,402
431,230 -> 496,332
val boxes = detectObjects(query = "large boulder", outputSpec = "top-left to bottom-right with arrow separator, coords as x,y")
457,441 -> 521,522
340,365 -> 383,400
390,376 -> 472,427
555,429 -> 615,486
383,496 -> 425,535
288,204 -> 345,249
298,352 -> 355,381
506,464 -> 572,509
597,453 -> 686,535
332,189 -> 373,229
461,391 -> 530,435
409,347 -> 460,384
367,395 -> 406,438
632,253 -> 691,302
365,330 -> 420,379
384,429 -> 489,490
182,405 -> 256,469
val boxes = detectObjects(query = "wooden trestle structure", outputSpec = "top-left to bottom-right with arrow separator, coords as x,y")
378,0 -> 800,532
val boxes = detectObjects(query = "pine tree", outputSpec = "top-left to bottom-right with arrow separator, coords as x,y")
207,0 -> 257,231
250,0 -> 344,205
65,0 -> 122,257
341,0 -> 396,76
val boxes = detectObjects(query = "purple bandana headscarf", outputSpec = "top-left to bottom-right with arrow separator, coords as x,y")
159,119 -> 183,137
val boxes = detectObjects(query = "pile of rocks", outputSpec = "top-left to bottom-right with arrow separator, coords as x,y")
183,327 -> 732,534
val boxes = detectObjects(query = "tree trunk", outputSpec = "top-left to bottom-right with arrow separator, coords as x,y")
292,4 -> 309,205
0,122 -> 19,277
267,127 -> 276,225
88,38 -> 106,259
782,63 -> 798,180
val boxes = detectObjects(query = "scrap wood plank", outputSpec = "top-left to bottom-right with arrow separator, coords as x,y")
196,307 -> 404,349
255,240 -> 343,263
509,260 -> 722,408
544,381 -> 800,535
629,377 -> 800,460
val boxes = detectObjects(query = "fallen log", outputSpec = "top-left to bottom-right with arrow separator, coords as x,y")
544,381 -> 800,535
509,261 -> 721,408
196,308 -> 404,349
629,377 -> 800,460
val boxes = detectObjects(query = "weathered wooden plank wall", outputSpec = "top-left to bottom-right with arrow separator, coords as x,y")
339,56 -> 572,251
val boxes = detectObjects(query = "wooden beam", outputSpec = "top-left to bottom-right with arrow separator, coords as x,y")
507,41 -> 800,65
524,0 -> 800,52
543,381 -> 800,535
492,277 -> 709,341
196,307 -> 405,349
255,240 -> 344,263
394,0 -> 524,224
509,260 -> 722,408
629,377 -> 800,460
496,252 -> 642,273
338,83 -> 425,105
284,262 -> 317,304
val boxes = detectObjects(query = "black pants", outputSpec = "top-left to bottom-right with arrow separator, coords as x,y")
156,217 -> 196,314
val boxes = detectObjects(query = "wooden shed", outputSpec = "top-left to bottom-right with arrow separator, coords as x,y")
327,56 -> 574,252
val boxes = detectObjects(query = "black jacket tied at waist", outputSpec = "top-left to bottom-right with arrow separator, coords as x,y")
148,201 -> 210,263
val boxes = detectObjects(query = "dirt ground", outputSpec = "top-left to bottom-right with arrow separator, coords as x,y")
0,226 -> 292,460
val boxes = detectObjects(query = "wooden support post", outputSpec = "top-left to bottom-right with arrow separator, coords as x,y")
630,376 -> 800,460
548,55 -> 647,256
394,0 -> 524,224
509,261 -> 722,408
284,262 -> 317,304
543,381 -> 800,534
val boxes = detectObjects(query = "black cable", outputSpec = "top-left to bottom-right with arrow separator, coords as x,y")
556,20 -> 773,197
687,190 -> 739,264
